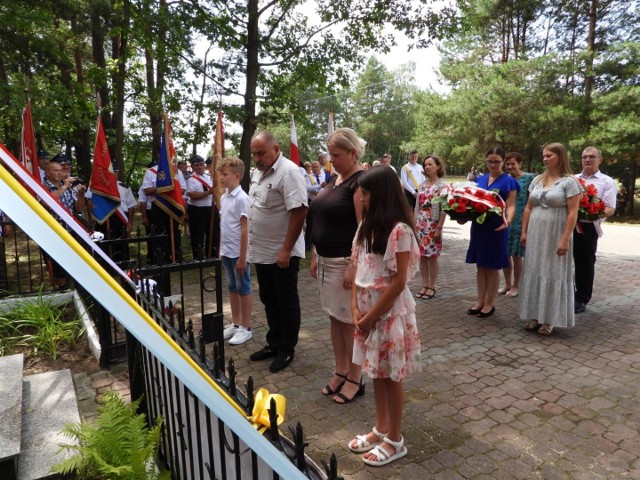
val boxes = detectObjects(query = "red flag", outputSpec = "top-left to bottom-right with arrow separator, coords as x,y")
89,117 -> 121,223
21,101 -> 39,180
290,114 -> 300,166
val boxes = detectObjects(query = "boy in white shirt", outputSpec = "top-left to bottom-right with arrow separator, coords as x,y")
218,157 -> 253,345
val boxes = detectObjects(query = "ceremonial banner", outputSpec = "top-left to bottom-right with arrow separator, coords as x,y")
325,110 -> 334,174
89,117 -> 121,224
21,101 -> 39,180
154,115 -> 186,223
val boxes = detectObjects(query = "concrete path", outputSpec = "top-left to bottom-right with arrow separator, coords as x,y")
80,229 -> 640,479
444,221 -> 640,259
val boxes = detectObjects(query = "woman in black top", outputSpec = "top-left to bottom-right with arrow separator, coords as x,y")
309,128 -> 365,404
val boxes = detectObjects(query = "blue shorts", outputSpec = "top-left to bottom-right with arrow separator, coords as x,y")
221,256 -> 252,296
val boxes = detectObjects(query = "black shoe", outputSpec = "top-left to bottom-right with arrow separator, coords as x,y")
250,345 -> 278,361
269,351 -> 294,373
467,307 -> 482,315
477,306 -> 495,318
333,377 -> 365,404
574,301 -> 586,314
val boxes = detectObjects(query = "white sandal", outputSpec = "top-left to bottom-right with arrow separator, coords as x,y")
362,435 -> 407,467
348,426 -> 386,453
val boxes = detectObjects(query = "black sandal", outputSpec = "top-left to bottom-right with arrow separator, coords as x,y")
322,372 -> 347,396
415,287 -> 429,299
424,288 -> 436,299
333,377 -> 365,404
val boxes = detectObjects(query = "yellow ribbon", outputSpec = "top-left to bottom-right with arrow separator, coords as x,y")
248,388 -> 286,434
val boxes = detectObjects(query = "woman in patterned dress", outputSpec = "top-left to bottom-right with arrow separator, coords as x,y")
518,143 -> 582,335
414,155 -> 447,299
499,152 -> 536,297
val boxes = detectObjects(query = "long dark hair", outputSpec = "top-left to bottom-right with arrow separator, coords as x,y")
356,166 -> 413,255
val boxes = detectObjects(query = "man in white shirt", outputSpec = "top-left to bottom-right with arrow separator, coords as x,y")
142,161 -> 187,264
86,169 -> 137,261
247,131 -> 308,372
400,150 -> 425,209
381,153 -> 396,173
573,146 -> 617,314
37,150 -> 49,183
186,155 -> 218,259
305,160 -> 326,202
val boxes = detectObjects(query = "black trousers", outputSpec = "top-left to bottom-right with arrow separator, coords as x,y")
187,205 -> 219,259
96,213 -> 129,262
255,257 -> 301,355
0,237 -> 8,291
573,222 -> 598,304
404,189 -> 417,210
149,204 -> 182,264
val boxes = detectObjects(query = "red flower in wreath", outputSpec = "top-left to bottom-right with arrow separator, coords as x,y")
474,202 -> 490,214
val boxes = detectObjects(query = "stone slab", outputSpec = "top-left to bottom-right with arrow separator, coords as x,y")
19,370 -> 80,480
0,354 -> 24,465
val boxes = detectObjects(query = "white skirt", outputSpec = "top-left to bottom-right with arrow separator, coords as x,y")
317,255 -> 353,324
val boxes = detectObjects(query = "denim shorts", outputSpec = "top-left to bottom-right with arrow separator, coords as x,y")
221,256 -> 252,295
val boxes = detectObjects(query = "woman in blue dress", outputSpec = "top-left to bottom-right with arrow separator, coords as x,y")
465,147 -> 519,318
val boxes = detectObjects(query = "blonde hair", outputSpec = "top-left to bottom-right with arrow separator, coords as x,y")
327,128 -> 366,160
217,156 -> 245,177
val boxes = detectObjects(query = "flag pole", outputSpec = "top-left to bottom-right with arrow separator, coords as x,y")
24,77 -> 55,287
164,111 -> 177,263
207,97 -> 223,258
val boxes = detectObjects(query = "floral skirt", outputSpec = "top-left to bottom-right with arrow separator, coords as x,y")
353,287 -> 422,382
415,215 -> 442,257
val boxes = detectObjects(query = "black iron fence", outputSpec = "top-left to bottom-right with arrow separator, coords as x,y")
0,217 -> 342,479
129,268 -> 340,480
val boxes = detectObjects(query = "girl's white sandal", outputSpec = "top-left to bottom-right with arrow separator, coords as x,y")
348,426 -> 386,453
362,435 -> 407,467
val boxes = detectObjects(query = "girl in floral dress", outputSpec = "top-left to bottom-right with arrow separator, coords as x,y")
347,166 -> 421,467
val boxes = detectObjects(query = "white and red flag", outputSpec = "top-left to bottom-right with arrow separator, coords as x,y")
325,110 -> 334,174
290,114 -> 300,166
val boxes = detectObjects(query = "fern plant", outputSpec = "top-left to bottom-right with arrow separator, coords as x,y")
53,391 -> 169,479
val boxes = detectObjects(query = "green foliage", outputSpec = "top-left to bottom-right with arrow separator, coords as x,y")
0,288 -> 83,359
53,391 -> 169,480
342,58 -> 419,165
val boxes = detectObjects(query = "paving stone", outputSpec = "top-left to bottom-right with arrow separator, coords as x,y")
68,238 -> 640,479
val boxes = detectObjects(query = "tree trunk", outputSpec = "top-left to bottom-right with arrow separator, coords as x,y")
111,0 -> 130,176
584,0 -> 597,106
239,0 -> 260,189
192,46 -> 212,156
91,3 -> 112,134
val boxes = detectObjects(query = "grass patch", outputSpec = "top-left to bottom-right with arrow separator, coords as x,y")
0,288 -> 84,360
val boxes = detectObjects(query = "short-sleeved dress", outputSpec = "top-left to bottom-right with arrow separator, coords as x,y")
518,176 -> 582,328
415,179 -> 447,257
508,172 -> 535,257
465,173 -> 520,269
352,223 -> 422,382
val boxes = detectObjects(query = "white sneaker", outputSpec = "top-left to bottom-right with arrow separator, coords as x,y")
223,323 -> 237,340
229,326 -> 253,345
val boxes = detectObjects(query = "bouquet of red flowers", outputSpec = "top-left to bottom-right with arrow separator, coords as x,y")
577,178 -> 606,220
433,183 -> 506,224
